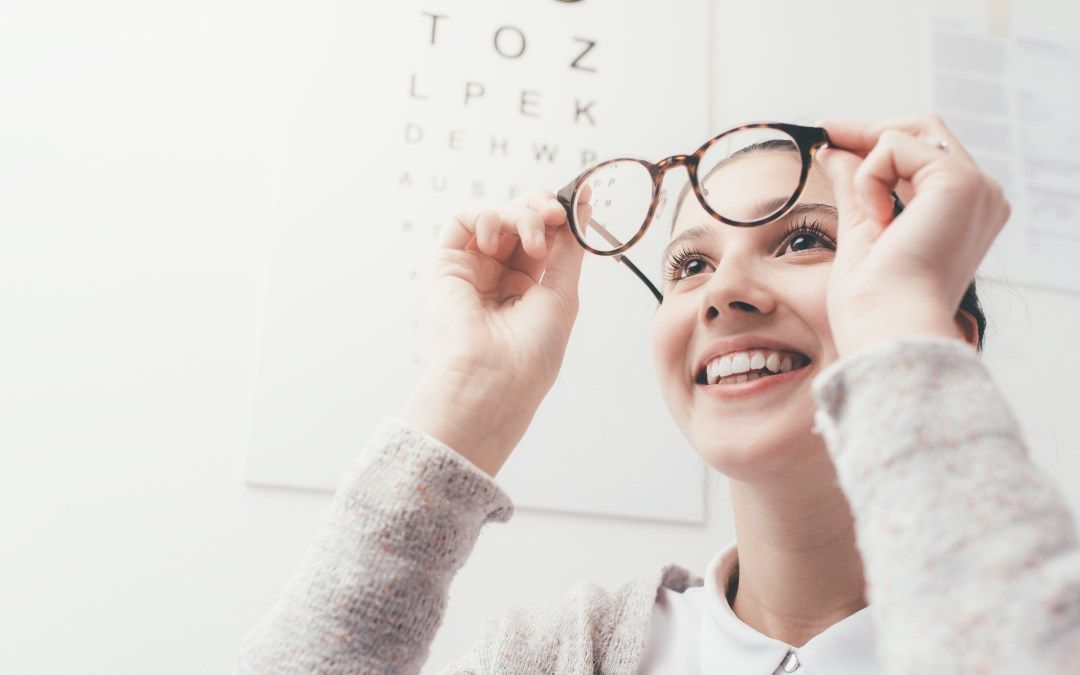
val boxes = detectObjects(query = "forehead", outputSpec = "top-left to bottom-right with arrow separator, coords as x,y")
671,150 -> 833,236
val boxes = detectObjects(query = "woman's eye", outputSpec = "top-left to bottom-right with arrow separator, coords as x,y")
679,258 -> 710,278
669,254 -> 712,280
781,230 -> 834,255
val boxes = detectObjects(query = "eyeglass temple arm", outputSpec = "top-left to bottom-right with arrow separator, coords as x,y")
555,182 -> 664,305
585,216 -> 664,304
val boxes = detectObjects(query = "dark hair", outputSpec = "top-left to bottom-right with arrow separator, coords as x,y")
960,280 -> 987,350
670,138 -> 988,350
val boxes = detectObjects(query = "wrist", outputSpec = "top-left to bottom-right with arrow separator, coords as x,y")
833,295 -> 964,357
829,289 -> 967,358
399,368 -> 536,478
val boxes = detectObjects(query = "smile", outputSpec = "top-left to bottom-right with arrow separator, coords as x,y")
694,348 -> 811,386
693,347 -> 812,400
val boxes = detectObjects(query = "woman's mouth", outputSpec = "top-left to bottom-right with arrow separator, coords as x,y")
694,348 -> 811,386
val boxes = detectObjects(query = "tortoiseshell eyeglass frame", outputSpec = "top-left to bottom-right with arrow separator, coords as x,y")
556,122 -> 842,305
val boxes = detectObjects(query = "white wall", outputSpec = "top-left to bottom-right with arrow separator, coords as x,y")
1,2 -> 1078,673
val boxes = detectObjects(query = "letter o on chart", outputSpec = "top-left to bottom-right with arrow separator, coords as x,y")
494,26 -> 526,59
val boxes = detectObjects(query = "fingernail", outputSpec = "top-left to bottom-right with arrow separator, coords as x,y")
548,198 -> 563,212
530,230 -> 545,250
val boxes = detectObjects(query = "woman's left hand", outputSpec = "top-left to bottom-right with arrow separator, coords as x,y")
814,115 -> 1011,357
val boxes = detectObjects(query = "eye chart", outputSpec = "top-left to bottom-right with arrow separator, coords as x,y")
246,0 -> 711,523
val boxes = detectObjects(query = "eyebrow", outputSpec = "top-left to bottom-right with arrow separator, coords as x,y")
659,200 -> 838,270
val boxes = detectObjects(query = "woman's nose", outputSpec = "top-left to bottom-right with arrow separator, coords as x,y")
699,258 -> 777,322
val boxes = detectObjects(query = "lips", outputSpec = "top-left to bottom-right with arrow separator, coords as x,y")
694,360 -> 811,399
691,332 -> 812,382
695,348 -> 811,385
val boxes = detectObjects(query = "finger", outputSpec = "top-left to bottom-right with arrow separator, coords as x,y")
512,189 -> 571,259
443,204 -> 546,263
439,207 -> 495,253
854,129 -> 953,223
539,210 -> 586,310
505,238 -> 545,285
485,189 -> 565,261
475,208 -> 505,257
814,146 -> 882,257
579,202 -> 593,225
572,183 -> 592,239
505,190 -> 580,285
821,114 -> 974,164
893,178 -> 916,206
495,204 -> 548,261
814,145 -> 862,228
513,188 -> 570,228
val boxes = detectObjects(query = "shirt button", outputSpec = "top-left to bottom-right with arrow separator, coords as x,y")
781,650 -> 801,672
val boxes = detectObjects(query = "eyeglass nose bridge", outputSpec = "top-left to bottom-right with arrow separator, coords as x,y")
648,154 -> 701,222
650,153 -> 698,179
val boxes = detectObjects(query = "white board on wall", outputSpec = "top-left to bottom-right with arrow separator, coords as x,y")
244,0 -> 711,523
928,1 -> 1080,294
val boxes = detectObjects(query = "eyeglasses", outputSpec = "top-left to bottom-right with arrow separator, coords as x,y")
556,122 -> 834,304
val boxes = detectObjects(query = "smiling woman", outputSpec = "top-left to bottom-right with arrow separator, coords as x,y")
641,131 -> 996,669
239,116 -> 1080,674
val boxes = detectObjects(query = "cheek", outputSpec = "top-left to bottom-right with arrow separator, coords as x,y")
650,309 -> 674,377
651,301 -> 694,390
785,266 -> 836,359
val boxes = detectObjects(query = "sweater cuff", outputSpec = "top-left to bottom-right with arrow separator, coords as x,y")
337,415 -> 515,526
810,336 -> 1020,466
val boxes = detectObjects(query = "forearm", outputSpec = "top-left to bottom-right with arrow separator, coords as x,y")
238,416 -> 514,674
813,338 -> 1080,672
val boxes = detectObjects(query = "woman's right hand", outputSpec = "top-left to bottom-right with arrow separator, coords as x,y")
399,188 -> 590,478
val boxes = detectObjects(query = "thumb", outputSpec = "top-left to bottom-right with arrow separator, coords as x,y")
812,145 -> 881,243
815,146 -> 863,223
815,146 -> 879,259
540,221 -> 585,310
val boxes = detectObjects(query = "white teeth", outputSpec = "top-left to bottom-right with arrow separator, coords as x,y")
765,352 -> 781,373
749,351 -> 766,370
731,353 -> 751,374
699,349 -> 809,385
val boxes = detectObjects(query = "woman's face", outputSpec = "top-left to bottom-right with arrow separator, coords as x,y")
650,150 -> 839,482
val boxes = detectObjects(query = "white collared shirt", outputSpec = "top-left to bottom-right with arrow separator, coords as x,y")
637,540 -> 879,673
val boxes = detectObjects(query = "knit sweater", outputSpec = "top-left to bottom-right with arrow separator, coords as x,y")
238,338 -> 1080,673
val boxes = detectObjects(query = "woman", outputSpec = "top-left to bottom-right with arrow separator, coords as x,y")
238,116 -> 1080,673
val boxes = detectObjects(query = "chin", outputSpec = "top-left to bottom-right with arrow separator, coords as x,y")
688,401 -> 824,483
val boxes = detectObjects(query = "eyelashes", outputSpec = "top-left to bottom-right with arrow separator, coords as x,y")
661,218 -> 837,282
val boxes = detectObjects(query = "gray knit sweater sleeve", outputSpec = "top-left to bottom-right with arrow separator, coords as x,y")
237,416 -> 514,674
812,337 -> 1080,673
238,337 -> 1080,673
